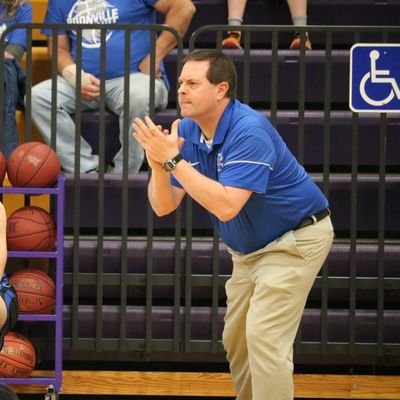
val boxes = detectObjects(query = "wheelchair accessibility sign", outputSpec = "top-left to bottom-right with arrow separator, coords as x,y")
350,44 -> 400,113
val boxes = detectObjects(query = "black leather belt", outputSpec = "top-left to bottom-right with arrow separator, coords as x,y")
294,208 -> 331,231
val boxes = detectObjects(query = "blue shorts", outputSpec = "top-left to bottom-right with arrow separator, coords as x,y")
0,274 -> 19,351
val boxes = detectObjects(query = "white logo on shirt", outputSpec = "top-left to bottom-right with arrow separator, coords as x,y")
67,0 -> 119,48
0,23 -> 7,39
217,153 -> 224,173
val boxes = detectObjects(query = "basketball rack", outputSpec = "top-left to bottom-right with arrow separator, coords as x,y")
0,174 -> 65,398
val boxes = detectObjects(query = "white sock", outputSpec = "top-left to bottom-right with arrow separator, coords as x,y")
228,17 -> 243,26
292,15 -> 307,26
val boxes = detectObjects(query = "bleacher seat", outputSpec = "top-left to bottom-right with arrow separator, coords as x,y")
62,239 -> 400,306
61,305 -> 400,344
19,0 -> 400,372
184,0 -> 400,48
63,172 -> 400,236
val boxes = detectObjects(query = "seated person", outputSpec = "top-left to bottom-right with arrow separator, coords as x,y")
0,0 -> 32,157
31,0 -> 195,174
222,0 -> 311,50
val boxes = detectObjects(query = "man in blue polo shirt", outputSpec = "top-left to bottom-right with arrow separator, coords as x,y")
133,49 -> 334,400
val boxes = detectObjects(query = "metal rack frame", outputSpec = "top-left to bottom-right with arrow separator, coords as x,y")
0,174 -> 65,395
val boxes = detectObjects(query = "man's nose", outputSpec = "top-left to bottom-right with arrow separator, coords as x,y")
178,83 -> 186,94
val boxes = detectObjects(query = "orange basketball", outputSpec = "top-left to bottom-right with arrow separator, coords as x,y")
9,268 -> 56,314
6,142 -> 61,188
0,150 -> 6,186
6,206 -> 56,251
0,332 -> 36,378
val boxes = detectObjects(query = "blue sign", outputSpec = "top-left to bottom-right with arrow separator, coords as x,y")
350,44 -> 400,113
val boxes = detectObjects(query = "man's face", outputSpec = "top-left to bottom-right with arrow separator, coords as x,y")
177,60 -> 222,119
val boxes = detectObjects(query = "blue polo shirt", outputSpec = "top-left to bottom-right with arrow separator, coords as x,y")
172,100 -> 328,254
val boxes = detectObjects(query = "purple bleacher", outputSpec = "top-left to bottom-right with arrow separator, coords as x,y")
62,305 -> 400,343
81,108 -> 400,169
164,50 -> 351,105
63,239 -> 231,275
79,48 -> 400,169
62,240 -> 400,305
155,110 -> 400,167
63,240 -> 400,277
55,5 -> 400,365
63,172 -> 400,235
80,110 -> 120,166
176,0 -> 400,48
63,172 -> 211,231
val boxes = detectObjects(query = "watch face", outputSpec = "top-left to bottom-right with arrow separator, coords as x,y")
162,160 -> 175,172
162,154 -> 182,172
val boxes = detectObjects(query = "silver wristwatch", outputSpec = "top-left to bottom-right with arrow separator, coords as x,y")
162,153 -> 183,172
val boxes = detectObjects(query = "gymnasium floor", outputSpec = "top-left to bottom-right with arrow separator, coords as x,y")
18,397 -> 350,400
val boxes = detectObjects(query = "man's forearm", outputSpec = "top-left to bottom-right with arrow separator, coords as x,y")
148,170 -> 181,216
156,1 -> 195,60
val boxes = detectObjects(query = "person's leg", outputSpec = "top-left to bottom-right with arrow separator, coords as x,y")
222,0 -> 248,49
245,217 -> 333,400
0,275 -> 19,351
3,60 -> 21,157
105,73 -> 168,174
222,255 -> 254,400
287,0 -> 307,20
31,78 -> 99,173
287,0 -> 312,49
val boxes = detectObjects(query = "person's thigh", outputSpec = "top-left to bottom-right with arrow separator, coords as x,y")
105,73 -> 168,118
247,217 -> 333,350
31,77 -> 99,113
245,218 -> 334,399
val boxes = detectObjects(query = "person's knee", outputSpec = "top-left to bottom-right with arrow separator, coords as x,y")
31,82 -> 51,111
128,94 -> 150,120
222,323 -> 241,353
0,297 -> 7,330
0,281 -> 19,351
245,324 -> 280,358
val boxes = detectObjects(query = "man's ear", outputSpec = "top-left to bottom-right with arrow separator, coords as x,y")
217,81 -> 229,99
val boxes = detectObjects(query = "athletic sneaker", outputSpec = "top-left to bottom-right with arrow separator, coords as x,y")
222,32 -> 242,49
290,32 -> 312,50
0,274 -> 19,351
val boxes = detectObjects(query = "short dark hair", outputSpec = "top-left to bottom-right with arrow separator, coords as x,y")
183,49 -> 237,99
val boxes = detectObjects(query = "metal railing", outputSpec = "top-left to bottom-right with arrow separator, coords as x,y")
1,23 -> 399,368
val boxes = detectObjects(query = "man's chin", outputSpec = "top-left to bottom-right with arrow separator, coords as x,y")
179,107 -> 190,118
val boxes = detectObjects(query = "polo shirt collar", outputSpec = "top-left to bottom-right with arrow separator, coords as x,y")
212,99 -> 235,146
185,99 -> 236,148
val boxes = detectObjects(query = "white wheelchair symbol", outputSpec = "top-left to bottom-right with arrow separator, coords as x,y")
359,50 -> 400,106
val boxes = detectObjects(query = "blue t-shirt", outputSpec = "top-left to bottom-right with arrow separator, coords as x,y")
0,3 -> 32,48
42,0 -> 169,86
172,100 -> 329,254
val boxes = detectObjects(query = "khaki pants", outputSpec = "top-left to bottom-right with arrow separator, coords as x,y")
222,217 -> 334,400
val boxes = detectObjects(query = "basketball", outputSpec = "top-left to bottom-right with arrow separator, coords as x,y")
0,332 -> 36,378
9,268 -> 56,314
6,206 -> 57,251
0,150 -> 6,186
6,142 -> 61,188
